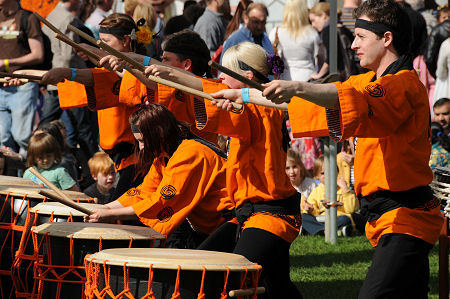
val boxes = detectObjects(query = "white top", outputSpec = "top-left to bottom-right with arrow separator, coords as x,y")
433,38 -> 450,103
294,176 -> 318,199
269,26 -> 320,82
85,7 -> 110,30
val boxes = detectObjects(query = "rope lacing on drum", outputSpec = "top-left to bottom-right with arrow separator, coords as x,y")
142,264 -> 156,299
197,266 -> 207,299
220,267 -> 230,299
170,265 -> 182,299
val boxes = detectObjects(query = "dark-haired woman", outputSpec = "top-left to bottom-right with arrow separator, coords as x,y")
84,103 -> 234,245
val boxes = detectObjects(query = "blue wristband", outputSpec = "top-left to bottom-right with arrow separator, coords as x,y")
242,88 -> 250,103
70,68 -> 77,81
143,56 -> 151,66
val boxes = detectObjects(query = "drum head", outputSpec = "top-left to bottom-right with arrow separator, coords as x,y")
0,184 -> 93,202
31,222 -> 165,240
86,248 -> 260,272
0,175 -> 38,186
30,202 -> 105,217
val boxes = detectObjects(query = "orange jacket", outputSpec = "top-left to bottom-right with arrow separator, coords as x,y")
200,79 -> 300,243
117,139 -> 234,236
327,69 -> 442,246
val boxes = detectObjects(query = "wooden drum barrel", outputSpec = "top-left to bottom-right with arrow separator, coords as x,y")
84,248 -> 263,299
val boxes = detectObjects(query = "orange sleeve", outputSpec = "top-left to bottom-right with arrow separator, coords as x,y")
87,68 -> 122,110
117,157 -> 163,207
118,71 -> 155,107
130,141 -> 228,236
330,71 -> 417,141
57,80 -> 88,109
200,78 -> 252,141
287,98 -> 329,138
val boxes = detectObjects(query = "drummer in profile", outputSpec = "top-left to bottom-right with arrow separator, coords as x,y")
84,103 -> 235,248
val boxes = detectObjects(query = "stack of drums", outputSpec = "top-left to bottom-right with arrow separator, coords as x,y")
31,222 -> 165,299
0,175 -> 95,299
12,202 -> 104,298
84,248 -> 263,299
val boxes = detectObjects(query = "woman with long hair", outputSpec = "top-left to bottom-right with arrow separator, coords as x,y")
269,0 -> 320,81
84,103 -> 234,247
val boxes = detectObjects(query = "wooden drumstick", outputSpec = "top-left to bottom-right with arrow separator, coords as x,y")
38,190 -> 93,215
208,61 -> 264,91
229,286 -> 265,297
67,24 -> 244,110
27,167 -> 79,206
0,71 -> 42,81
55,33 -> 101,65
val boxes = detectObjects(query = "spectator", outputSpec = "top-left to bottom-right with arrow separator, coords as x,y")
183,4 -> 206,28
220,3 -> 274,62
133,2 -> 162,59
286,148 -> 317,199
85,0 -> 114,37
433,97 -> 450,134
429,121 -> 450,169
35,122 -> 78,182
425,17 -> 449,78
397,0 -> 428,59
223,0 -> 252,41
340,0 -> 362,34
41,0 -> 99,159
194,0 -> 230,56
0,0 -> 44,160
269,0 -> 320,82
23,132 -> 79,191
337,138 -> 354,189
301,156 -> 359,236
84,152 -> 116,204
309,2 -> 356,80
433,37 -> 450,103
437,4 -> 449,23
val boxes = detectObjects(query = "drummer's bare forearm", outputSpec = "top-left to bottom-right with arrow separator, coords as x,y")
105,199 -> 125,209
110,206 -> 138,221
248,88 -> 288,110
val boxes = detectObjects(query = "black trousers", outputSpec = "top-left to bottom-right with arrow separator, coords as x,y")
198,222 -> 302,299
359,233 -> 433,299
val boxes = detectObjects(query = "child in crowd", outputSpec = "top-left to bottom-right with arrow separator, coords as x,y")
23,133 -> 79,191
301,156 -> 358,236
84,152 -> 116,204
286,148 -> 317,199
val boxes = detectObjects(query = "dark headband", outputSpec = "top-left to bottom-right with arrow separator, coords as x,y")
131,124 -> 141,133
163,46 -> 209,60
355,19 -> 394,36
237,60 -> 269,83
99,26 -> 133,37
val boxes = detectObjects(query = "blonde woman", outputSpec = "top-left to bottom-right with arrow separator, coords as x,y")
132,2 -> 163,58
269,0 -> 320,81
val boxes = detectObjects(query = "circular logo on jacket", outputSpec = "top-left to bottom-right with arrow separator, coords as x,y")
127,188 -> 141,196
157,207 -> 174,222
174,90 -> 185,102
112,79 -> 122,95
160,185 -> 177,200
364,83 -> 386,98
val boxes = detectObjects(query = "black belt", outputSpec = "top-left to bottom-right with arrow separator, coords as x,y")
359,185 -> 436,222
221,192 -> 301,240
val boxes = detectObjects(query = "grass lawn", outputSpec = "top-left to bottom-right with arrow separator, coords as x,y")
289,235 -> 440,299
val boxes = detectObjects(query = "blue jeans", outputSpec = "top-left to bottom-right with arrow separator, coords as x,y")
301,213 -> 352,235
0,82 -> 38,154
